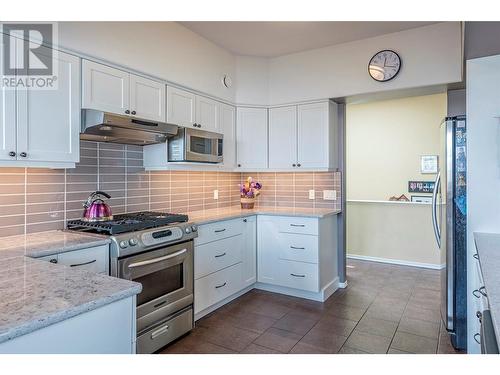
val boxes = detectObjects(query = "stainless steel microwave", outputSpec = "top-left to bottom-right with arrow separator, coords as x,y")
168,127 -> 223,163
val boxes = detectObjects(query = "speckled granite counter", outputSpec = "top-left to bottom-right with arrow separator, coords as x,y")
188,206 -> 341,225
0,230 -> 141,344
473,232 -> 500,344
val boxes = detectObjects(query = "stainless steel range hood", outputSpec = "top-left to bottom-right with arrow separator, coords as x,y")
80,109 -> 178,146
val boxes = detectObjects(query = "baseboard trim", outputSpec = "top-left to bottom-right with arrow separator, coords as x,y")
347,254 -> 445,270
255,277 -> 339,302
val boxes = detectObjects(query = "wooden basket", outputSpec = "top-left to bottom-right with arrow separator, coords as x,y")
240,197 -> 255,209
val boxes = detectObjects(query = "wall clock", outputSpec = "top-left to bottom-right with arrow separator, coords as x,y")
368,50 -> 401,82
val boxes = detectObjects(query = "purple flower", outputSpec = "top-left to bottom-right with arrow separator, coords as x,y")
254,182 -> 262,189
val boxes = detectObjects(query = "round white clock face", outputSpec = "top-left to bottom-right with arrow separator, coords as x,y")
368,50 -> 401,82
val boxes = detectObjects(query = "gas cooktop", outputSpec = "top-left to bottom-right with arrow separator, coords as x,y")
67,211 -> 189,235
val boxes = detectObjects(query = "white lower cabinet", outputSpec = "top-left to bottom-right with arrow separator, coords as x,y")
193,214 -> 337,317
194,216 -> 256,317
35,244 -> 109,275
195,262 -> 244,314
0,296 -> 136,354
257,215 -> 338,301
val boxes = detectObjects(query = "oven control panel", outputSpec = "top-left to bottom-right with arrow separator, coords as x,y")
141,227 -> 184,247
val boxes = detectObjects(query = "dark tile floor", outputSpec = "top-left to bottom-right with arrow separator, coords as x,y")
159,259 -> 464,354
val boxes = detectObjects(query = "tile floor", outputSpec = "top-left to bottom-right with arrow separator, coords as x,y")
159,259 -> 464,354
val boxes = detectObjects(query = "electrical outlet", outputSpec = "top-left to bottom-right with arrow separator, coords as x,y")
323,190 -> 337,200
213,190 -> 219,200
309,190 -> 315,200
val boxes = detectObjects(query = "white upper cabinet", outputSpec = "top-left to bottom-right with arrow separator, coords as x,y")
0,34 -> 18,161
129,74 -> 165,122
218,102 -> 236,169
167,87 -> 219,131
196,95 -> 218,132
16,48 -> 80,163
166,86 -> 196,127
0,40 -> 80,167
236,107 -> 268,169
0,84 -> 16,162
268,106 -> 297,169
82,60 -> 165,122
82,60 -> 129,116
297,101 -> 338,169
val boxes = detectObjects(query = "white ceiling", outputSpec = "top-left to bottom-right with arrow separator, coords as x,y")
179,22 -> 439,57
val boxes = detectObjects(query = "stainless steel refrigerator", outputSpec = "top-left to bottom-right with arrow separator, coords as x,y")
432,116 -> 467,350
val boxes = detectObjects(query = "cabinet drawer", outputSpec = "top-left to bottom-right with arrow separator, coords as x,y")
57,245 -> 109,274
194,262 -> 243,314
195,234 -> 243,279
276,259 -> 319,292
278,217 -> 318,235
278,233 -> 318,263
195,218 -> 244,245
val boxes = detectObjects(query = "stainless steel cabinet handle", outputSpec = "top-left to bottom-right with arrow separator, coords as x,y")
151,323 -> 170,340
474,333 -> 481,345
473,254 -> 479,260
479,286 -> 487,297
8,151 -> 15,157
49,258 -> 58,264
70,259 -> 97,267
20,152 -> 27,158
131,110 -> 136,115
214,252 -> 226,258
290,273 -> 305,278
215,282 -> 227,289
290,246 -> 305,250
290,224 -> 305,227
214,228 -> 226,233
128,249 -> 187,268
473,289 -> 481,298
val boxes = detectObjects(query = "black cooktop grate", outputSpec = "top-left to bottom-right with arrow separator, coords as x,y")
66,211 -> 189,235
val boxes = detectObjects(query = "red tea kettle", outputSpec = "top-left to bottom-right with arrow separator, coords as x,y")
82,191 -> 113,222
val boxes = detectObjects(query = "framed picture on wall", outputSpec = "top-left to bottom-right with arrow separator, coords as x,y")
421,155 -> 438,174
411,195 -> 433,204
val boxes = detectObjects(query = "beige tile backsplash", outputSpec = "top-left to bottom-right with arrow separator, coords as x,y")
0,141 -> 341,237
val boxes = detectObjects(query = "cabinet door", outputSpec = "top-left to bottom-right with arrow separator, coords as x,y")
236,107 -> 268,169
16,48 -> 80,163
242,216 -> 257,287
129,74 -> 165,122
0,35 -> 17,161
166,86 -> 196,128
269,106 -> 297,169
297,102 -> 329,169
82,60 -> 130,115
218,102 -> 236,169
0,84 -> 16,161
195,95 -> 218,131
257,216 -> 280,284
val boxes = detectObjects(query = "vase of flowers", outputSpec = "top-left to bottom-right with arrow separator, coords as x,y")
239,177 -> 262,209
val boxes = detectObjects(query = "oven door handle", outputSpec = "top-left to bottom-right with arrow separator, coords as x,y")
127,249 -> 187,269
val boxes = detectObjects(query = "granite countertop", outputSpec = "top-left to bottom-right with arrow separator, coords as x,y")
0,230 -> 141,344
187,205 -> 341,225
473,232 -> 500,344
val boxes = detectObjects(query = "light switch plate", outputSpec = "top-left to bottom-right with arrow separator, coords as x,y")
309,190 -> 315,200
213,190 -> 219,200
323,190 -> 336,200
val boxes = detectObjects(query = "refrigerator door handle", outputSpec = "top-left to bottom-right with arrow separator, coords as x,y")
432,171 -> 441,249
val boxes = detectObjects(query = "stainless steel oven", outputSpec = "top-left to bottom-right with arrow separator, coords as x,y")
117,240 -> 194,353
168,127 -> 223,163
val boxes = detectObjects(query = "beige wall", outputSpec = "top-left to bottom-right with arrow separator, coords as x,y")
346,93 -> 447,201
347,201 -> 444,268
